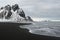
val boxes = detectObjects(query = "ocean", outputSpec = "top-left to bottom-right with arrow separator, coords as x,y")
20,18 -> 60,37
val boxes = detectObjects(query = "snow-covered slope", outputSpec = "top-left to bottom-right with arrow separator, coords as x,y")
0,4 -> 33,24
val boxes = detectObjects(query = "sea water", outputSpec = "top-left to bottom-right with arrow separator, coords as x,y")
20,19 -> 60,37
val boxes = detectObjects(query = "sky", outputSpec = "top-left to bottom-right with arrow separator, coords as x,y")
0,0 -> 60,21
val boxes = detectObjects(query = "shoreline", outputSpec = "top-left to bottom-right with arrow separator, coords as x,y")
0,24 -> 60,40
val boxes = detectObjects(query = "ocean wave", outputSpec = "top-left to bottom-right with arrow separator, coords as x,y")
20,21 -> 60,37
32,17 -> 60,22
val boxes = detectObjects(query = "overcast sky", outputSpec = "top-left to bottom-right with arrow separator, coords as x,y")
0,0 -> 60,20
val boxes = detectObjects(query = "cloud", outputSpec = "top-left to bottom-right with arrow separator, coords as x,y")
0,0 -> 20,7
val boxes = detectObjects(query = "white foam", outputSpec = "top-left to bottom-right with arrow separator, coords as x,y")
31,17 -> 60,22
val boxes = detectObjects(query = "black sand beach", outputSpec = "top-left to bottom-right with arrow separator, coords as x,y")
0,23 -> 60,40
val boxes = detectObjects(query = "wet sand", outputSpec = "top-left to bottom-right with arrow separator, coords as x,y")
0,23 -> 60,40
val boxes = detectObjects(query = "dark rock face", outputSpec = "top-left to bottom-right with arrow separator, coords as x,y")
4,5 -> 12,19
12,4 -> 19,11
0,11 -> 4,18
5,5 -> 11,10
18,10 -> 26,18
5,11 -> 12,19
0,7 -> 4,10
27,16 -> 33,21
12,4 -> 26,18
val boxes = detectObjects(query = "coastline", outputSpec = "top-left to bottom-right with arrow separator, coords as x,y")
0,24 -> 60,40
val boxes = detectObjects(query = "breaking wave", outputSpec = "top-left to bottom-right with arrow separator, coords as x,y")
32,17 -> 60,22
20,18 -> 60,37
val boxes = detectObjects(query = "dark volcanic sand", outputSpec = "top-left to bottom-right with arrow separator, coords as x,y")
0,24 -> 60,40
